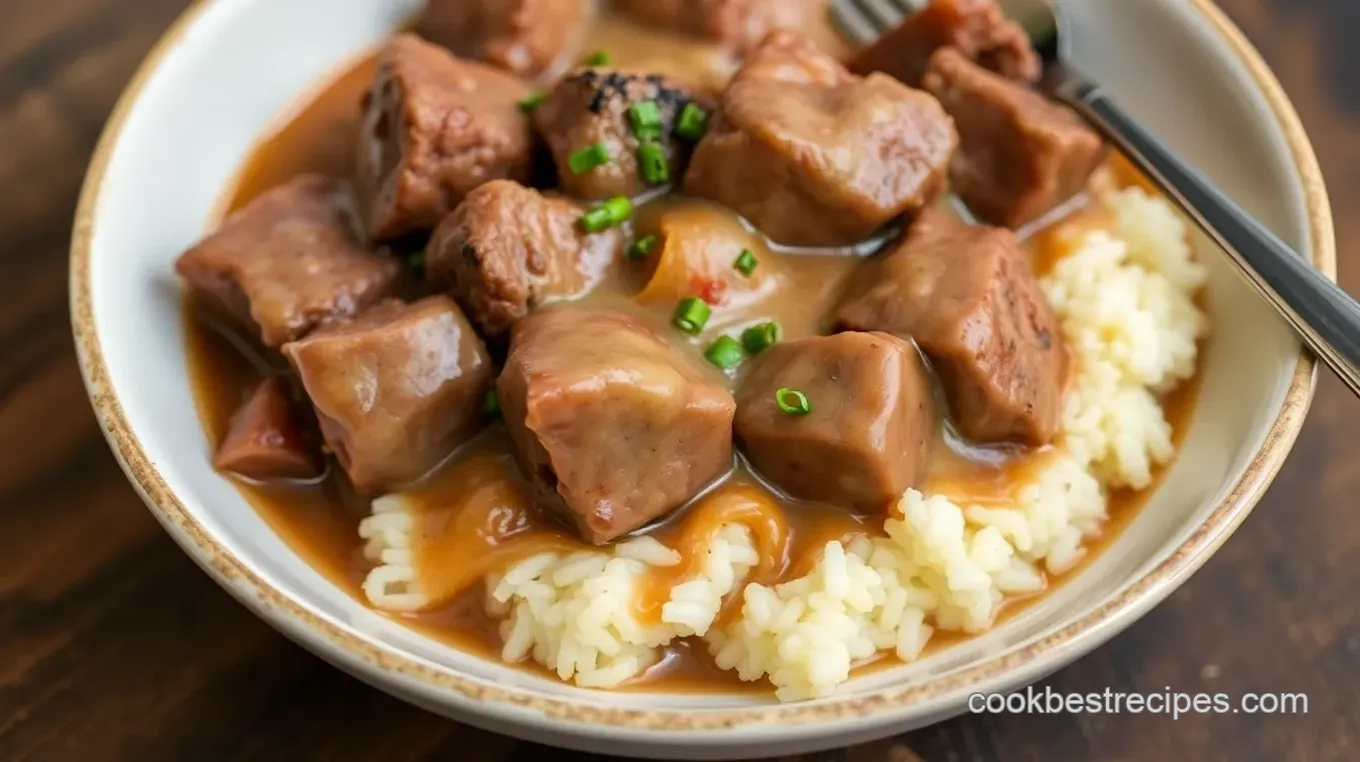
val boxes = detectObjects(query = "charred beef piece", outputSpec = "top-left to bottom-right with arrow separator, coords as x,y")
426,180 -> 621,338
616,0 -> 822,55
848,0 -> 1041,88
836,210 -> 1066,445
498,308 -> 736,544
418,0 -> 593,84
283,296 -> 493,494
736,332 -> 933,510
214,377 -> 321,481
924,49 -> 1107,229
683,31 -> 957,247
531,69 -> 710,201
175,175 -> 399,348
358,34 -> 534,241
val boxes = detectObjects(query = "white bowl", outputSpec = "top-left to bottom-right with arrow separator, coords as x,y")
71,0 -> 1334,757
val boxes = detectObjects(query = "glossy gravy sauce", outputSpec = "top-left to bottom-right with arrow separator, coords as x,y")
186,17 -> 1202,693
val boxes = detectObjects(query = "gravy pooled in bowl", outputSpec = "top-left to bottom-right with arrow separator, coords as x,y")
180,0 -> 1208,700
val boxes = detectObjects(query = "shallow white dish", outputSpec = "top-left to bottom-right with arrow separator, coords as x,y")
71,0 -> 1334,757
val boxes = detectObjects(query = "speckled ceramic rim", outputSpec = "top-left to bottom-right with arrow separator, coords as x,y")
70,0 -> 1335,742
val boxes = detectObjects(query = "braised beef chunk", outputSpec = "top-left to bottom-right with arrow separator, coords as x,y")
836,210 -> 1065,445
214,377 -> 321,481
616,0 -> 821,55
736,333 -> 932,510
925,49 -> 1106,229
683,32 -> 957,247
426,180 -> 620,338
498,308 -> 736,544
531,69 -> 709,201
175,175 -> 399,348
284,297 -> 493,493
358,34 -> 534,241
848,0 -> 1040,88
418,0 -> 593,83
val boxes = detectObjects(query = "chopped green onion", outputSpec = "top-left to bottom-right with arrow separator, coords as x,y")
583,50 -> 612,66
568,142 -> 611,174
408,250 -> 425,271
518,91 -> 546,113
483,389 -> 500,416
675,102 -> 710,141
628,100 -> 663,142
704,335 -> 745,370
733,248 -> 758,276
602,195 -> 633,222
775,388 -> 811,416
740,322 -> 781,355
637,143 -> 669,184
580,196 -> 633,233
581,207 -> 612,233
629,235 -> 658,260
672,297 -> 712,335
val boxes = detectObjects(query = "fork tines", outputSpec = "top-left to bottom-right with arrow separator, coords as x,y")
832,0 -> 918,43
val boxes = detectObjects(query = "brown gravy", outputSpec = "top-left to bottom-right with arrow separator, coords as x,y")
185,18 -> 1203,694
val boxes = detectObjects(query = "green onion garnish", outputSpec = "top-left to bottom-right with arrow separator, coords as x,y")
580,196 -> 633,233
408,251 -> 425,271
672,297 -> 712,335
628,100 -> 663,142
568,142 -> 611,174
676,103 -> 710,141
637,143 -> 669,184
629,235 -> 658,260
775,388 -> 811,416
704,335 -> 745,370
483,389 -> 500,416
518,91 -> 546,113
741,322 -> 780,355
733,248 -> 758,276
583,50 -> 612,66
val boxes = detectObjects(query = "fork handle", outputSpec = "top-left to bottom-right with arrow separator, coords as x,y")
1050,72 -> 1359,397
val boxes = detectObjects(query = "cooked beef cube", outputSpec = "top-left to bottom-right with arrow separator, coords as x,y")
848,0 -> 1040,88
418,0 -> 593,83
924,49 -> 1107,229
175,175 -> 399,348
836,210 -> 1066,445
683,32 -> 957,247
283,296 -> 493,493
616,0 -> 822,55
532,69 -> 710,201
358,34 -> 534,241
736,333 -> 932,510
214,377 -> 321,481
498,308 -> 736,544
426,180 -> 621,337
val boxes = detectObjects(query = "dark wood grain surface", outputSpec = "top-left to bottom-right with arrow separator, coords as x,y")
2,1 -> 1356,760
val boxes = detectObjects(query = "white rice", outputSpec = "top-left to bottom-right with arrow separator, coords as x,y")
358,187 -> 1208,700
707,454 -> 1100,699
482,523 -> 760,688
1046,187 -> 1208,488
358,494 -> 427,613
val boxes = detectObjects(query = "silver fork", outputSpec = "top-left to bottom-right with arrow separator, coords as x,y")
833,0 -> 1360,398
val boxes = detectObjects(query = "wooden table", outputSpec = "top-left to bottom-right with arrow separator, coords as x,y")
2,1 -> 1356,760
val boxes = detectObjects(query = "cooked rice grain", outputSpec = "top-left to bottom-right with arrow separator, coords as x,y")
485,524 -> 758,688
708,453 -> 1099,699
358,495 -> 428,612
1045,193 -> 1205,488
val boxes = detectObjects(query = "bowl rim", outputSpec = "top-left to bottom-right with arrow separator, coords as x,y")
69,0 -> 1336,738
